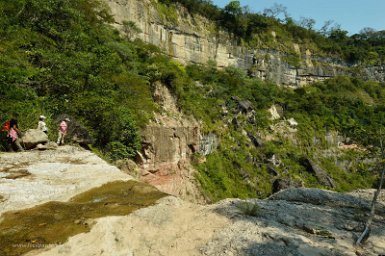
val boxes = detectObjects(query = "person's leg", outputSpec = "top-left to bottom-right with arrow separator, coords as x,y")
7,137 -> 14,152
57,132 -> 63,145
7,142 -> 14,152
14,138 -> 24,151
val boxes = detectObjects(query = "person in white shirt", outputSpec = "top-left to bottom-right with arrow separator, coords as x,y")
37,115 -> 48,134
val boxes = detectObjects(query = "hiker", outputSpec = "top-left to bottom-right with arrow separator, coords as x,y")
8,113 -> 24,152
57,118 -> 69,145
37,115 -> 48,134
1,114 -> 10,150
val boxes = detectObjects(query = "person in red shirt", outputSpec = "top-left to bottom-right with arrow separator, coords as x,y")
8,112 -> 24,151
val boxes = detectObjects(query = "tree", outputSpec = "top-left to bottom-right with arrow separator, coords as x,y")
319,20 -> 334,35
355,137 -> 385,245
221,1 -> 243,36
298,17 -> 316,31
224,0 -> 242,16
329,28 -> 349,42
263,3 -> 288,21
359,27 -> 376,39
122,20 -> 142,40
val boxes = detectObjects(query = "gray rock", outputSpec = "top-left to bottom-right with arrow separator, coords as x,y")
238,100 -> 253,113
267,165 -> 279,176
201,188 -> 385,256
247,132 -> 263,147
303,159 -> 336,188
200,133 -> 218,156
35,142 -> 58,150
108,0 -> 385,87
272,178 -> 302,193
21,129 -> 48,149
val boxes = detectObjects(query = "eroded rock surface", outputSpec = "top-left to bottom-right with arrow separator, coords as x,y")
1,146 -> 384,256
134,82 -> 205,203
25,188 -> 385,256
21,129 -> 49,149
105,0 -> 385,86
0,145 -> 132,215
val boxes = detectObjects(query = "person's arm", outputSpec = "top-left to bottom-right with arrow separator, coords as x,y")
64,122 -> 68,134
12,123 -> 20,133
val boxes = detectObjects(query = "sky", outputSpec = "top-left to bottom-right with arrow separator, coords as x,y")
211,0 -> 385,35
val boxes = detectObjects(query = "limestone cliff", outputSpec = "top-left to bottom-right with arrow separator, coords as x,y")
132,81 -> 210,203
105,0 -> 385,86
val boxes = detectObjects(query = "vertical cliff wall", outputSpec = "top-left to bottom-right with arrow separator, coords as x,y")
132,81 -> 216,202
105,0 -> 384,86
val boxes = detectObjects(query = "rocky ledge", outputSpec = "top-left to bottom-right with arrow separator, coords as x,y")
0,145 -> 132,215
1,147 -> 384,256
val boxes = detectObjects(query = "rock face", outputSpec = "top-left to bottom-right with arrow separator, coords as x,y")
0,145 -> 132,215
304,159 -> 336,189
134,82 -> 205,202
200,133 -> 218,156
141,126 -> 199,169
21,129 -> 49,149
202,189 -> 385,256
105,0 -> 385,86
272,178 -> 303,193
27,188 -> 385,256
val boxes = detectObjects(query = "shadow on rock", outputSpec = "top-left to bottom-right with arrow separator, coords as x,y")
208,188 -> 385,256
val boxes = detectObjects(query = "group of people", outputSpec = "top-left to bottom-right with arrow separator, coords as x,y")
2,113 -> 71,152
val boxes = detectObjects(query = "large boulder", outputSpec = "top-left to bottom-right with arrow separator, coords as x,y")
303,159 -> 336,189
272,178 -> 303,193
21,129 -> 48,149
268,104 -> 283,120
247,132 -> 264,147
55,114 -> 94,146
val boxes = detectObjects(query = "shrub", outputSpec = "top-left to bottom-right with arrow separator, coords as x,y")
236,201 -> 260,217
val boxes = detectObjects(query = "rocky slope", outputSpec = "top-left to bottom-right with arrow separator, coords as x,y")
0,146 -> 165,256
1,147 -> 384,256
27,189 -> 385,256
105,0 -> 385,86
0,146 -> 132,215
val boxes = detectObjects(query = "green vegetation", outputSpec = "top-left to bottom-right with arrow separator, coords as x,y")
236,201 -> 260,217
173,63 -> 385,201
0,0 -> 161,157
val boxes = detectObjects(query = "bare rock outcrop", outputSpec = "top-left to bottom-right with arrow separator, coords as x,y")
21,129 -> 48,149
133,82 -> 205,203
1,147 -> 384,256
26,188 -> 385,256
0,145 -> 132,215
201,189 -> 385,256
304,159 -> 336,189
105,0 -> 385,86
